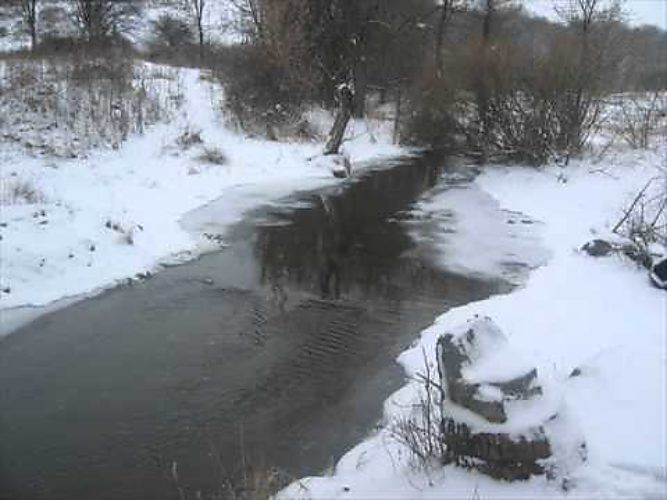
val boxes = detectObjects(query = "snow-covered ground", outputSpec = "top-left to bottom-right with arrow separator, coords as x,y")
279,146 -> 667,499
0,65 -> 401,330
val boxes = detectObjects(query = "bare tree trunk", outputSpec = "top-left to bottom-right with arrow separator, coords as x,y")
478,0 -> 496,164
198,18 -> 204,60
434,0 -> 456,76
352,63 -> 366,118
22,0 -> 37,51
324,84 -> 354,155
30,22 -> 36,51
393,83 -> 401,144
187,0 -> 205,61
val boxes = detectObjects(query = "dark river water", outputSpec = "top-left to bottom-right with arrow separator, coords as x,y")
0,152 -> 506,500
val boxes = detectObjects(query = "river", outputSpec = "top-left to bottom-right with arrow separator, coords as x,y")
0,152 -> 508,499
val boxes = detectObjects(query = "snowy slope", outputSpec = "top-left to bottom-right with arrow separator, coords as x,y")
0,66 -> 401,324
279,147 -> 667,499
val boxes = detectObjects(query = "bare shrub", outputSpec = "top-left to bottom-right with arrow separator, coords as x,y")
613,92 -> 667,149
400,1 -> 623,165
612,176 -> 667,267
197,147 -> 228,165
401,68 -> 461,149
72,0 -> 142,44
216,45 -> 310,139
175,128 -> 203,149
389,351 -> 445,471
148,14 -> 195,52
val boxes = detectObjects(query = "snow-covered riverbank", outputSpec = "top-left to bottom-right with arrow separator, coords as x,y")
280,146 -> 667,499
0,67 -> 401,326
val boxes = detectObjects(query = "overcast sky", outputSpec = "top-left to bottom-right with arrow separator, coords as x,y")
526,0 -> 667,30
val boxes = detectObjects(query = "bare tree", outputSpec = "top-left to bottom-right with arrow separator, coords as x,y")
20,0 -> 38,51
473,0 -> 515,162
183,0 -> 206,59
323,83 -> 354,155
73,0 -> 141,43
228,0 -> 263,42
434,0 -> 463,75
554,0 -> 624,159
149,14 -> 194,50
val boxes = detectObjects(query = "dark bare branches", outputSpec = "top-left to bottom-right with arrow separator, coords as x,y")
73,0 -> 142,43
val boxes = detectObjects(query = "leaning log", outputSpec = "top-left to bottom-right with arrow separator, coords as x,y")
324,83 -> 354,156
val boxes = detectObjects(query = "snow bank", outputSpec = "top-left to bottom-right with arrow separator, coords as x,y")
0,66 -> 401,326
405,171 -> 548,284
279,147 -> 667,499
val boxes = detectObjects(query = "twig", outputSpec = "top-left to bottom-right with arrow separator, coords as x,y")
612,177 -> 657,234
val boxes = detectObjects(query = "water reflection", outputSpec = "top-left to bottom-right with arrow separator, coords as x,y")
256,153 -> 448,301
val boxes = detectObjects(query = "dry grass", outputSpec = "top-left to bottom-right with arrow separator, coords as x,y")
389,350 -> 445,471
0,178 -> 46,205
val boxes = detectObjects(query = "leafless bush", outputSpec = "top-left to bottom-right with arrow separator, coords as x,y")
197,147 -> 228,165
613,92 -> 666,149
72,0 -> 142,44
147,13 -> 196,59
612,175 -> 667,267
400,1 -> 621,165
216,45 -> 311,139
153,14 -> 194,47
444,31 -> 612,165
401,33 -> 611,165
401,68 -> 461,149
175,128 -> 203,149
389,351 -> 445,471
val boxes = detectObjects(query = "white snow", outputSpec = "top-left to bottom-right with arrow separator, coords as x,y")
279,145 -> 667,499
0,66 -> 401,331
446,316 -> 537,385
405,174 -> 548,284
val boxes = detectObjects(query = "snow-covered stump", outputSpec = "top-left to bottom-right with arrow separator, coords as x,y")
311,154 -> 352,179
437,317 -> 568,481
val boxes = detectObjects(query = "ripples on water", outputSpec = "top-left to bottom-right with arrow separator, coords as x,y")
0,153 -> 504,500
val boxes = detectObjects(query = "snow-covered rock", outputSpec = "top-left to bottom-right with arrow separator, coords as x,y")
311,154 -> 352,179
650,257 -> 667,289
581,238 -> 614,257
437,316 -> 578,481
